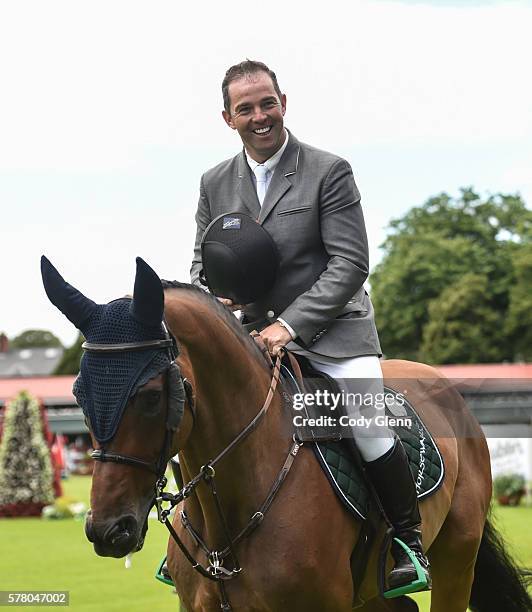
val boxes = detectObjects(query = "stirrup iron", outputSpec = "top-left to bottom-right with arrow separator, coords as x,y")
155,555 -> 174,587
383,537 -> 430,599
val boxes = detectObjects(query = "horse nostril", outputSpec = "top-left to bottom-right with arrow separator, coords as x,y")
107,524 -> 125,545
104,515 -> 138,546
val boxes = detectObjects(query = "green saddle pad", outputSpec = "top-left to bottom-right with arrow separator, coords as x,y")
313,387 -> 444,520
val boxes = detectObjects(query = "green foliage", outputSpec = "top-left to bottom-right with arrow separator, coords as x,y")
10,329 -> 63,349
53,333 -> 84,375
370,188 -> 532,363
420,274 -> 502,363
505,244 -> 532,361
493,474 -> 526,499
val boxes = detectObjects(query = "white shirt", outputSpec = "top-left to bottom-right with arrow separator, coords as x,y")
245,130 -> 290,198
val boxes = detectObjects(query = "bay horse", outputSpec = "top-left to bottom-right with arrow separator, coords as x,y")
41,256 -> 531,612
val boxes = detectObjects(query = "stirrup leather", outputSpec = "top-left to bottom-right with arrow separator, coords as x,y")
383,537 -> 430,599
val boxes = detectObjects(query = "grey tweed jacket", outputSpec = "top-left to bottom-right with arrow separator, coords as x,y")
190,132 -> 381,359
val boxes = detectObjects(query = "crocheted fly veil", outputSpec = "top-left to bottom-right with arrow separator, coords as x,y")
41,256 -> 175,444
73,299 -> 171,443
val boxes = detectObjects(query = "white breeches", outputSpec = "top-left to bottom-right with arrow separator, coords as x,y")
306,354 -> 394,462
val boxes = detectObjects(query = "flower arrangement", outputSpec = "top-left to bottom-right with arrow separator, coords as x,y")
0,391 -> 55,517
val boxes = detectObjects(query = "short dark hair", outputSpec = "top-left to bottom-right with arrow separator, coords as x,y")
222,60 -> 282,113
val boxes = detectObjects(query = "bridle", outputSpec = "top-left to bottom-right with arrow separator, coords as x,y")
154,348 -> 302,612
82,329 -> 302,612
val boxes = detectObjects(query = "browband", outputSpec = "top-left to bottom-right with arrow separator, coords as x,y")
82,339 -> 174,353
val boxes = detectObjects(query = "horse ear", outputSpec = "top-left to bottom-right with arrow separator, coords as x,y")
131,257 -> 164,327
40,255 -> 97,330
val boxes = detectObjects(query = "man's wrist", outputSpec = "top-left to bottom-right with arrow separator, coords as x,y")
276,318 -> 297,340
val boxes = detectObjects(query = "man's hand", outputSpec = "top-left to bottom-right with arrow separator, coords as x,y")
217,297 -> 243,312
260,322 -> 292,356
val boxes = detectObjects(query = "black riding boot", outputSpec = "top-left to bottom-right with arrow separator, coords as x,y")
364,437 -> 431,593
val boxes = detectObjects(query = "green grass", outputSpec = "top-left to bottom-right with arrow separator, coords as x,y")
410,504 -> 532,612
1,477 -> 531,611
0,476 -> 179,611
60,475 -> 91,507
491,504 -> 532,566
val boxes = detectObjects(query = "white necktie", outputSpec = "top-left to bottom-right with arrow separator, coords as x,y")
253,164 -> 269,206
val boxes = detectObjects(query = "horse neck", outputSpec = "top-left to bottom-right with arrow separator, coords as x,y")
166,292 -> 292,540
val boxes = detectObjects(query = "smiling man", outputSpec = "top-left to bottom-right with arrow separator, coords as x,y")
221,70 -> 287,165
189,60 -> 431,595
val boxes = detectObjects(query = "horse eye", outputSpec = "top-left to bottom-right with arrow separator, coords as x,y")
142,390 -> 162,407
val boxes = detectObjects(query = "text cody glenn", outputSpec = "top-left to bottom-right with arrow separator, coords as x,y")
292,414 -> 413,429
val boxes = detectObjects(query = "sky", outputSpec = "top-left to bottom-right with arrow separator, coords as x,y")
1,0 -> 531,347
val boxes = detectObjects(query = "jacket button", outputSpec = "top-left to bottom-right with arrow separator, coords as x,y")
267,310 -> 275,318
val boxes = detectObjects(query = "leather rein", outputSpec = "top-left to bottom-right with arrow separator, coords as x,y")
84,333 -> 302,611
154,348 -> 302,584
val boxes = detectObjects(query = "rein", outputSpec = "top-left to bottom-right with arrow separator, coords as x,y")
154,349 -> 302,592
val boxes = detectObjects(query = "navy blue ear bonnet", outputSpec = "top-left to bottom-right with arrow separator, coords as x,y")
73,298 -> 173,443
41,256 -> 177,444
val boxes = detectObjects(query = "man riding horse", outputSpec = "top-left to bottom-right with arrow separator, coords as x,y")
189,59 -> 431,595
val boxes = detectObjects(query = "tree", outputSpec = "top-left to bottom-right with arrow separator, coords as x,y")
370,188 -> 532,364
505,244 -> 532,361
420,274 -> 502,364
0,391 -> 55,517
53,333 -> 84,375
10,329 -> 63,349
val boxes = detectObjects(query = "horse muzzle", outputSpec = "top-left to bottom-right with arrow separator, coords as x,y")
85,510 -> 145,558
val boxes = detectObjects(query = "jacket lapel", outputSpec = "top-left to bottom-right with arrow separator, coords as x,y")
258,135 -> 300,224
236,152 -> 261,219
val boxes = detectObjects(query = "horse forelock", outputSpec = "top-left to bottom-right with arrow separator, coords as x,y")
161,280 -> 267,366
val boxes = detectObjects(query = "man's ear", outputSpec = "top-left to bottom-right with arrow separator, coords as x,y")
222,110 -> 236,130
281,94 -> 287,116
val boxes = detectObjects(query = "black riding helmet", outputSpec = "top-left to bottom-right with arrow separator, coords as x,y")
200,212 -> 279,304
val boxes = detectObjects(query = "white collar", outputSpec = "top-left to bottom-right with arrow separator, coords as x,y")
245,129 -> 289,175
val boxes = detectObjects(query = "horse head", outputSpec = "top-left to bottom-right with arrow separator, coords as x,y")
41,256 -> 192,558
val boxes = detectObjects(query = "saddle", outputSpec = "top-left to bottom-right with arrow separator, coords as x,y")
251,334 -> 444,605
278,352 -> 445,516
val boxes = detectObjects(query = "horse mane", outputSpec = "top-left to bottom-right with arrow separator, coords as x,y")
161,280 -> 267,365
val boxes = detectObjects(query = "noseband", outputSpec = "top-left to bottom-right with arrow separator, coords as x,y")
84,328 -> 191,478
